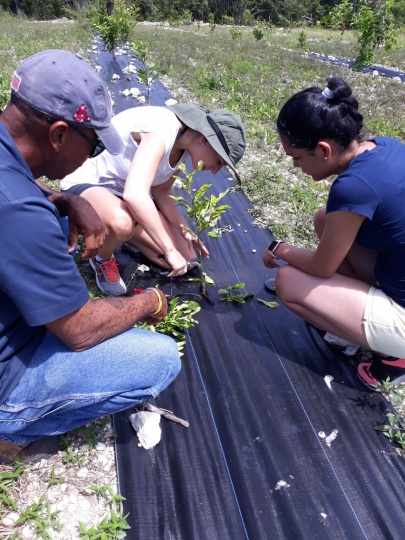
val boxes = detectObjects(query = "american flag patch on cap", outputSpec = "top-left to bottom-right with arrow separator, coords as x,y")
11,72 -> 21,92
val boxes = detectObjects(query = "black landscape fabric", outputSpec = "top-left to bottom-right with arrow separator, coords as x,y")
91,43 -> 405,540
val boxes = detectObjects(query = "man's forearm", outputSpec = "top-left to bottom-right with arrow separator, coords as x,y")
46,289 -> 167,352
45,190 -> 73,217
35,179 -> 73,216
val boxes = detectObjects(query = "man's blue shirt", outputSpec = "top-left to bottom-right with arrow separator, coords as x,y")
0,120 -> 89,404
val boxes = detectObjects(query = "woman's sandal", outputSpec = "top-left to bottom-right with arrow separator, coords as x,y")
357,358 -> 405,389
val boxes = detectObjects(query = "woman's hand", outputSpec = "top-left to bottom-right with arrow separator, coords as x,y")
181,229 -> 210,258
165,250 -> 189,277
262,248 -> 282,269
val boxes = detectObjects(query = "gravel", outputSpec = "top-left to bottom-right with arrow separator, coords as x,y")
0,419 -> 120,539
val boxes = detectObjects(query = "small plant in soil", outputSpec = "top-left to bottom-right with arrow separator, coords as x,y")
297,30 -> 307,49
16,493 -> 62,539
230,27 -> 243,40
0,462 -> 26,512
253,27 -> 264,41
48,466 -> 65,486
79,484 -> 130,540
218,282 -> 254,303
131,38 -> 162,103
375,379 -> 405,450
90,0 -> 138,57
172,161 -> 230,296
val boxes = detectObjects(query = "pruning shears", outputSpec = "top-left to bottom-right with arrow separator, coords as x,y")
155,255 -> 202,276
187,260 -> 201,271
133,287 -> 146,294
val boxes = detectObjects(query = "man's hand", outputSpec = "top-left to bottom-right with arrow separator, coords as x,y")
46,287 -> 169,351
48,192 -> 105,259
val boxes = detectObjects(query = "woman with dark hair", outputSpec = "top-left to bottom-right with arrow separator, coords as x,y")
262,76 -> 405,388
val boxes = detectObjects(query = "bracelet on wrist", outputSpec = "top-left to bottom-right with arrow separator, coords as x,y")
145,287 -> 163,316
268,239 -> 284,257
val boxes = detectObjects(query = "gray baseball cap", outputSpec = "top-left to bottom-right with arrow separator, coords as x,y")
11,49 -> 122,155
166,103 -> 246,172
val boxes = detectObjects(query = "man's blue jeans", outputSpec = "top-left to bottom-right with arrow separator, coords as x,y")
0,329 -> 181,444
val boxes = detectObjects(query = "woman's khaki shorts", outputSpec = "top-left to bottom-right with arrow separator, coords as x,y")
363,286 -> 405,357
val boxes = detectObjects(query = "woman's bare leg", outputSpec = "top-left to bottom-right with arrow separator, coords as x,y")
275,264 -> 370,348
127,211 -> 196,268
275,206 -> 377,346
80,187 -> 136,259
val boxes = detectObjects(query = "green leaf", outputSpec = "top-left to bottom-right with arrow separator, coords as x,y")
203,273 -> 215,285
231,296 -> 247,303
257,298 -> 280,308
233,282 -> 245,290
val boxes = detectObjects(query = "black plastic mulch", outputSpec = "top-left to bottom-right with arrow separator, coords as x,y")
90,41 -> 405,540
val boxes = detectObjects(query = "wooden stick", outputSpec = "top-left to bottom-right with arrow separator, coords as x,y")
141,403 -> 189,428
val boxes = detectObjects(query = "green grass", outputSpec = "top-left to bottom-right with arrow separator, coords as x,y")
127,22 -> 405,248
2,15 -> 403,249
0,12 -> 92,109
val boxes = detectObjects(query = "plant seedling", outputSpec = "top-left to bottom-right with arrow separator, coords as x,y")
218,282 -> 254,303
61,445 -> 87,468
48,466 -> 65,486
253,27 -> 264,41
86,483 -> 126,507
79,484 -> 129,539
79,509 -> 131,539
16,493 -> 61,539
375,378 -> 405,449
172,161 -> 230,296
131,38 -> 162,103
90,0 -> 138,58
0,462 -> 28,512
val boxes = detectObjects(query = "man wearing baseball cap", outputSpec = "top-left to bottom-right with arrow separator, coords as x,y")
0,50 -> 181,464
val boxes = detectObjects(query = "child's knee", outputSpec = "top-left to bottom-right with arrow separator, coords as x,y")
108,210 -> 135,239
275,265 -> 296,301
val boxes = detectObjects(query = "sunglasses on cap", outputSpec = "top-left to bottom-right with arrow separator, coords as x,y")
69,124 -> 106,158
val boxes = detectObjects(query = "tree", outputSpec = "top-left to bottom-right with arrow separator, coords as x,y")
353,0 -> 398,69
328,0 -> 355,32
90,0 -> 139,55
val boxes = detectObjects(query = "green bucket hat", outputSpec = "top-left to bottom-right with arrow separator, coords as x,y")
166,103 -> 246,173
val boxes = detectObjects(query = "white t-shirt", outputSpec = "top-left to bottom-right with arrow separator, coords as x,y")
60,106 -> 189,195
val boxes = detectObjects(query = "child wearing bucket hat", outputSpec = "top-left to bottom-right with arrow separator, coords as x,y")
61,103 -> 246,295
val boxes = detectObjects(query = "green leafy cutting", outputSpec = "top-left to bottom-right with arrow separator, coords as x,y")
135,297 -> 201,342
257,298 -> 280,308
171,161 -> 230,295
218,282 -> 254,303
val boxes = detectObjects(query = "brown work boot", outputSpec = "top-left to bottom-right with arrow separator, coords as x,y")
0,436 -> 60,466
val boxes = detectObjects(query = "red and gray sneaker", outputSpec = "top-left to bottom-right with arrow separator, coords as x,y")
89,255 -> 127,296
357,357 -> 405,389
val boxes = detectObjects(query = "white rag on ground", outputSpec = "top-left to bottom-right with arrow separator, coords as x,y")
129,411 -> 162,449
